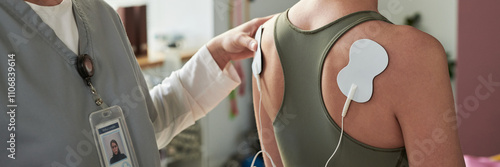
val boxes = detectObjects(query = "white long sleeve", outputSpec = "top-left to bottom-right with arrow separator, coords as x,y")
149,46 -> 241,149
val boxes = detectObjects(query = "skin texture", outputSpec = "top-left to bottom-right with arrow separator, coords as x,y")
252,0 -> 466,167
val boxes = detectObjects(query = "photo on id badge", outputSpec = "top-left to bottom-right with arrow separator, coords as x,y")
97,119 -> 133,167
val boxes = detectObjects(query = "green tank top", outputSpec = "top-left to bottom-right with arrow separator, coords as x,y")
272,10 -> 409,167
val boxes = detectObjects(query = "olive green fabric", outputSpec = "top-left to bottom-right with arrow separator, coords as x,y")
272,10 -> 409,167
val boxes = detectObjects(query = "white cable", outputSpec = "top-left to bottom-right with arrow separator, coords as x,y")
250,80 -> 276,167
325,84 -> 357,167
325,116 -> 344,167
342,84 -> 357,117
250,150 -> 264,166
250,150 -> 275,167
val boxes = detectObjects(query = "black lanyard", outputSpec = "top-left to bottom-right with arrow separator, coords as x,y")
76,54 -> 108,108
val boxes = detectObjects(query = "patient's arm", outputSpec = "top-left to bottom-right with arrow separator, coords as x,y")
252,77 -> 283,167
251,15 -> 284,167
390,27 -> 465,167
253,78 -> 283,167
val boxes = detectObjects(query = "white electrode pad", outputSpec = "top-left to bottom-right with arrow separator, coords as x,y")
252,26 -> 264,91
252,26 -> 264,78
337,39 -> 388,103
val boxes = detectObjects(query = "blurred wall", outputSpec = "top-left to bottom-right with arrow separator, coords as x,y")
249,0 -> 298,18
457,0 -> 500,156
147,0 -> 214,51
378,0 -> 458,60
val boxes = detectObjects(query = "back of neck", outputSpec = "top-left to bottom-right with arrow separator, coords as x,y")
288,0 -> 379,30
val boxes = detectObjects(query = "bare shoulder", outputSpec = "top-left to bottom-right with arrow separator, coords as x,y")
372,23 -> 451,107
382,24 -> 447,65
260,14 -> 281,73
378,24 -> 448,80
254,14 -> 285,120
349,22 -> 447,72
377,25 -> 465,167
261,15 -> 279,50
262,14 -> 279,30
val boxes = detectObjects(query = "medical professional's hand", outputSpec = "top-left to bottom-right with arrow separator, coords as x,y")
207,15 -> 274,70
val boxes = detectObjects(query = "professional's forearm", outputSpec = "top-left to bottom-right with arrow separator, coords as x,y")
150,46 -> 241,148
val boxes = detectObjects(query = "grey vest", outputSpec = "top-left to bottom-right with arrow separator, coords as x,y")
0,0 -> 160,166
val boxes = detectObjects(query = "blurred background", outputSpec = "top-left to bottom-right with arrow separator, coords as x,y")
104,0 -> 500,166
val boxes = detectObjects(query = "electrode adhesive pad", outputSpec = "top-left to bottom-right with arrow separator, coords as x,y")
252,25 -> 264,78
337,39 -> 389,103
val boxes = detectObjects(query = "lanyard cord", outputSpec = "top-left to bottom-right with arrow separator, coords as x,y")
77,54 -> 108,109
87,81 -> 109,109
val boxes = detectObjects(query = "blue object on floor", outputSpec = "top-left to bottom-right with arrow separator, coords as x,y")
242,155 -> 264,167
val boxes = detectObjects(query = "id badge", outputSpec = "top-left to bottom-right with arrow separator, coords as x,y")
89,106 -> 139,167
